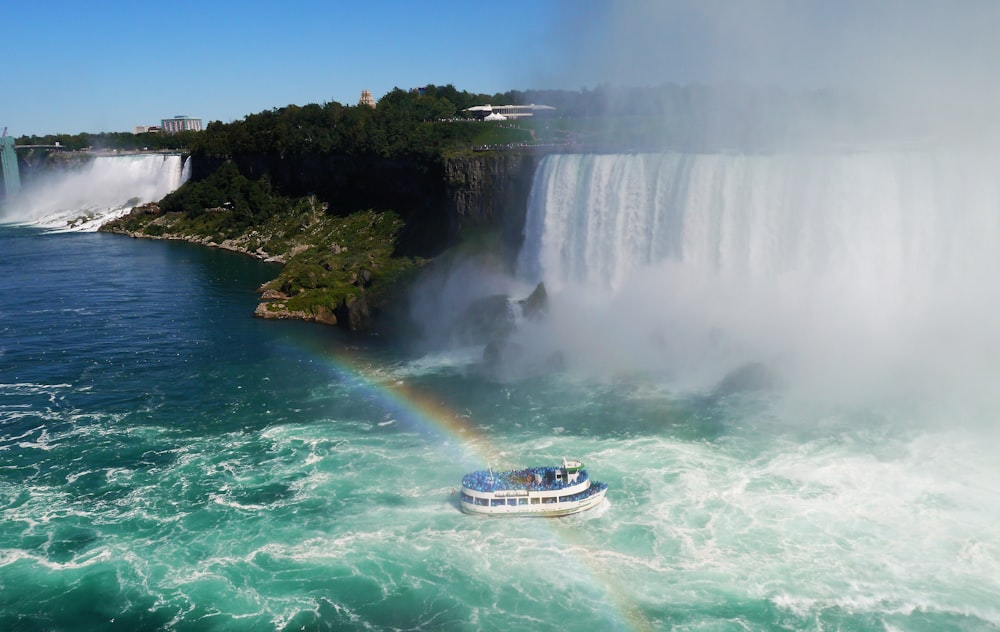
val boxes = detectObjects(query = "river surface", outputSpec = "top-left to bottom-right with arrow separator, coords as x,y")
1,225 -> 998,631
4,146 -> 1000,630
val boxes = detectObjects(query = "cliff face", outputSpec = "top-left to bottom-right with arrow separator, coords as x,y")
192,151 -> 540,263
442,153 -> 540,263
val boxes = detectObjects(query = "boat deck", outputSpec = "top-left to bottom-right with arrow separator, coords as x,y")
462,466 -> 588,493
459,460 -> 608,516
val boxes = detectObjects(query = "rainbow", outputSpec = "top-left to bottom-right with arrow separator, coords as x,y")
305,339 -> 653,631
315,344 -> 496,467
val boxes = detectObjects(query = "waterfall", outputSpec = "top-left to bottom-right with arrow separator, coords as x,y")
516,152 -> 1000,395
180,154 -> 192,183
0,153 -> 191,232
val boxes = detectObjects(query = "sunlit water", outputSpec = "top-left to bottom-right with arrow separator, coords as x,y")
3,150 -> 1000,630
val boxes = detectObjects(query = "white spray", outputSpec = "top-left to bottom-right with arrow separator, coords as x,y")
1,154 -> 191,232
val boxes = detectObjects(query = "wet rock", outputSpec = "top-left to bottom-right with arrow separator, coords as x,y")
457,294 -> 516,344
519,282 -> 548,321
714,362 -> 775,397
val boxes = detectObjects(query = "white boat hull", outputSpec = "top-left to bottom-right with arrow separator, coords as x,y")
459,486 -> 607,517
459,459 -> 608,517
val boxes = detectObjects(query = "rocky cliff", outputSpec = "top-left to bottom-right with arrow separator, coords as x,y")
104,150 -> 544,333
442,152 -> 540,265
193,151 -> 540,263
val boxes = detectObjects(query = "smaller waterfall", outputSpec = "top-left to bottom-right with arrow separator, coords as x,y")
0,153 -> 191,232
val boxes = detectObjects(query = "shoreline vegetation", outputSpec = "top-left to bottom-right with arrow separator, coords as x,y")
99,150 -> 430,331
101,199 -> 419,330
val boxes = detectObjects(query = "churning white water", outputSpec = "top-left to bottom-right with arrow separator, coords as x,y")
1,153 -> 190,232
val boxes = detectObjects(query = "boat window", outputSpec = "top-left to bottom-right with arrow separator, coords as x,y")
491,499 -> 504,507
518,498 -> 528,505
531,498 -> 540,504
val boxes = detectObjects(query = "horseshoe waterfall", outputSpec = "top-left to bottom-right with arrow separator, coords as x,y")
517,151 -> 1000,397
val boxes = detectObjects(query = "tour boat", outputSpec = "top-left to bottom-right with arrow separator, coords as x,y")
459,458 -> 608,516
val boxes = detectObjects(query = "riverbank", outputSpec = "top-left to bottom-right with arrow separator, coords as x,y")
100,199 -> 423,331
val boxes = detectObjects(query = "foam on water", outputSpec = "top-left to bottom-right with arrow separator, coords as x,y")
3,369 -> 1000,629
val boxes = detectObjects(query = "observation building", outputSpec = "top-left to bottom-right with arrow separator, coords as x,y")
463,104 -> 555,121
161,116 -> 202,134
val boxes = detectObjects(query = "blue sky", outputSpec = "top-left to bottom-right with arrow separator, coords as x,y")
7,1 -> 999,136
7,0 -> 564,135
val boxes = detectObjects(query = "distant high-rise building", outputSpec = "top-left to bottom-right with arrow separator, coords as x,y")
161,116 -> 202,134
358,90 -> 376,108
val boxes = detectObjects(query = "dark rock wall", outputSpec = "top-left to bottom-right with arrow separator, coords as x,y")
443,153 -> 540,262
193,151 -> 541,262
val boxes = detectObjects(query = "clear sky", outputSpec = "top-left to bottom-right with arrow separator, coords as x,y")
6,0 -> 999,136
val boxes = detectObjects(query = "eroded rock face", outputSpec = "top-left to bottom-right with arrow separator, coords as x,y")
191,152 -> 539,260
253,294 -> 375,329
338,295 -> 370,331
312,305 -> 338,326
254,302 -> 313,322
453,282 -> 549,347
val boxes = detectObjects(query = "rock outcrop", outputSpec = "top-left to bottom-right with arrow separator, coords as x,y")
481,283 -> 561,376
104,150 -> 546,333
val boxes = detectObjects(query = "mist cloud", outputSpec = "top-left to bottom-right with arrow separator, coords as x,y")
533,0 -> 1000,148
546,1 -> 1000,120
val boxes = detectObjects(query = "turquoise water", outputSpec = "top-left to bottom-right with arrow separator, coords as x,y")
2,226 -> 999,631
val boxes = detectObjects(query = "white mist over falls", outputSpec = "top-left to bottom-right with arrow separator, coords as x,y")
1,153 -> 190,232
511,151 -> 1000,406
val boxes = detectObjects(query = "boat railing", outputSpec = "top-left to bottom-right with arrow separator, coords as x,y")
462,467 -> 591,493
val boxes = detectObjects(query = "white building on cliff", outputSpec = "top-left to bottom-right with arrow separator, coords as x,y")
161,116 -> 203,134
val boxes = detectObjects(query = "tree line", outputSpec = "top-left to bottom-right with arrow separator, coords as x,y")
16,83 -> 883,157
187,84 -> 539,159
15,130 -> 199,152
